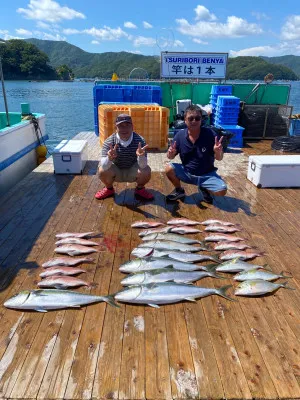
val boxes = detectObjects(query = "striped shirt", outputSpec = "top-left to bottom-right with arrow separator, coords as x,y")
102,132 -> 147,169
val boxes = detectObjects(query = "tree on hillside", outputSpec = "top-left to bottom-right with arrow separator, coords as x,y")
56,64 -> 74,80
0,39 -> 57,79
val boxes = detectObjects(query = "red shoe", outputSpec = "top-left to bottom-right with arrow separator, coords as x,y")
95,187 -> 115,200
135,187 -> 154,200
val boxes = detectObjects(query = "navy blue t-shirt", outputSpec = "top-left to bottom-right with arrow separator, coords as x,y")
173,127 -> 216,176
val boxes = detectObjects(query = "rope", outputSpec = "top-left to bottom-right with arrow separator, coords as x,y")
271,136 -> 300,152
24,114 -> 52,155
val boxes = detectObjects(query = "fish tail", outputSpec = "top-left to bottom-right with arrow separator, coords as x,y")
217,285 -> 237,301
204,263 -> 219,272
210,271 -> 226,279
211,254 -> 222,263
279,271 -> 292,279
102,295 -> 120,308
281,281 -> 295,291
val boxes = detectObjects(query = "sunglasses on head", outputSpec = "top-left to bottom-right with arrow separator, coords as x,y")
187,116 -> 201,122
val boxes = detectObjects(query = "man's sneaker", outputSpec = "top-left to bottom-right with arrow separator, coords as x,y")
95,187 -> 115,200
135,187 -> 154,200
166,187 -> 185,201
200,188 -> 213,204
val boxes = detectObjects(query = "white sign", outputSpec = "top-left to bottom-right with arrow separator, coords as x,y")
161,52 -> 228,79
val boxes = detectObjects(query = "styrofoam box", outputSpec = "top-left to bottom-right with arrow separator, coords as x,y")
53,140 -> 88,174
176,99 -> 191,115
247,155 -> 300,188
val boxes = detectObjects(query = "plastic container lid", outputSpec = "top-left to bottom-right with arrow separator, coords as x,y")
53,140 -> 87,154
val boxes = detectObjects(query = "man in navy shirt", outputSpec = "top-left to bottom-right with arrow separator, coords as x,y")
165,104 -> 227,204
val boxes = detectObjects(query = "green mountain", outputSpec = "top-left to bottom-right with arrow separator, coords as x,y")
261,55 -> 300,78
25,38 -> 160,79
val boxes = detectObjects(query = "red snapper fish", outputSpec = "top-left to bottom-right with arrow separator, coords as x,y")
131,221 -> 165,228
38,276 -> 89,289
42,257 -> 95,268
204,225 -> 241,233
167,218 -> 200,226
200,219 -> 235,226
169,226 -> 202,234
55,238 -> 99,246
55,244 -> 101,256
214,242 -> 252,251
40,267 -> 86,278
219,250 -> 264,261
205,234 -> 245,242
55,232 -> 96,239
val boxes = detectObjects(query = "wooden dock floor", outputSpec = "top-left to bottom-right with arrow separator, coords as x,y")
0,132 -> 299,400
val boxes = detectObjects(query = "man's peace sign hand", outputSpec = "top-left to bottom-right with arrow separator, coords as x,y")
136,142 -> 148,157
167,141 -> 177,159
214,136 -> 223,153
108,144 -> 118,161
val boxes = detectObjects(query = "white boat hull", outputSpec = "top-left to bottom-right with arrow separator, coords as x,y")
0,115 -> 48,195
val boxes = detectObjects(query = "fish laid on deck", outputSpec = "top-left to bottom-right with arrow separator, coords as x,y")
138,225 -> 202,236
137,240 -> 207,252
55,244 -> 101,256
234,269 -> 291,282
219,250 -> 264,261
141,232 -> 207,246
213,242 -> 252,251
42,257 -> 95,268
131,248 -> 219,263
204,225 -> 241,233
4,289 -> 117,312
131,221 -> 165,228
55,231 -> 96,238
215,258 -> 268,273
200,219 -> 235,226
55,237 -> 99,246
38,276 -> 90,289
114,283 -> 234,307
40,266 -> 86,277
167,218 -> 200,226
234,280 -> 294,296
120,267 -> 223,285
205,234 -> 245,242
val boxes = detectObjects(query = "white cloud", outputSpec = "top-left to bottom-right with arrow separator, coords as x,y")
63,28 -> 80,35
83,26 -> 128,41
124,21 -> 137,29
194,5 -> 217,21
126,49 -> 142,54
176,15 -> 263,38
15,28 -> 33,37
0,30 -> 9,36
281,15 -> 300,40
174,39 -> 184,47
132,36 -> 156,47
192,38 -> 208,45
36,21 -> 51,29
41,32 -> 66,40
251,11 -> 270,21
0,32 -> 21,40
91,40 -> 100,44
230,42 -> 300,57
17,0 -> 86,23
143,21 -> 153,29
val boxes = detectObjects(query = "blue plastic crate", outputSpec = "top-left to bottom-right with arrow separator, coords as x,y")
289,119 -> 300,136
215,108 -> 240,118
211,85 -> 232,95
217,96 -> 240,107
132,85 -> 162,103
216,104 -> 240,112
215,124 -> 244,148
214,116 -> 239,125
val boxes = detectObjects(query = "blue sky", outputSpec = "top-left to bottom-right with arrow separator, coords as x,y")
1,0 -> 300,57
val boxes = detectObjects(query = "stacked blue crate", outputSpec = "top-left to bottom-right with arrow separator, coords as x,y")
209,85 -> 232,126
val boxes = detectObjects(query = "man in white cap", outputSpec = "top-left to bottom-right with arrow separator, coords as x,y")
95,114 -> 154,200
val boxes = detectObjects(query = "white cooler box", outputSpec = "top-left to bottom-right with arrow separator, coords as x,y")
247,155 -> 300,188
53,140 -> 88,174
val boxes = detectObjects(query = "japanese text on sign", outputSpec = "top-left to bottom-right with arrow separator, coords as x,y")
161,52 -> 228,79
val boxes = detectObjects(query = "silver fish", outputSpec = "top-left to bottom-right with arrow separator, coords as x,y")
219,250 -> 264,261
205,234 -> 245,242
201,219 -> 235,226
42,257 -> 95,268
233,269 -> 291,282
114,283 -> 234,307
131,221 -> 165,228
214,242 -> 252,251
121,267 -> 223,286
169,226 -> 202,234
4,289 -> 117,312
55,244 -> 100,256
141,233 -> 207,246
216,258 -> 268,273
234,280 -> 294,296
204,225 -> 241,233
131,248 -> 219,263
139,226 -> 173,236
55,238 -> 99,246
55,232 -> 95,238
167,218 -> 200,226
40,267 -> 86,277
137,240 -> 205,253
38,276 -> 89,289
119,257 -> 217,273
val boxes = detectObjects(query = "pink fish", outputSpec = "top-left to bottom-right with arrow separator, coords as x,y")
40,267 -> 86,278
219,250 -> 264,261
200,219 -> 235,226
38,276 -> 89,289
205,234 -> 245,242
214,242 -> 252,251
55,244 -> 101,256
138,226 -> 173,237
204,225 -> 241,233
55,232 -> 95,239
167,218 -> 200,226
42,257 -> 95,268
131,221 -> 165,228
169,226 -> 202,234
55,238 -> 99,246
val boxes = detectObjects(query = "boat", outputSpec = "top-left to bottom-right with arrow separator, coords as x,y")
0,110 -> 48,195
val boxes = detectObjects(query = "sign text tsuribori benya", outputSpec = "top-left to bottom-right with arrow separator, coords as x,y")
161,52 -> 228,79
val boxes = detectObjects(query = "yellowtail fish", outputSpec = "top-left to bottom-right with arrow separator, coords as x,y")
234,280 -> 294,296
234,269 -> 291,282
